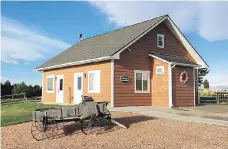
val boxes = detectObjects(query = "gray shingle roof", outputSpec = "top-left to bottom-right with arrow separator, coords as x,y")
36,15 -> 167,69
149,52 -> 199,66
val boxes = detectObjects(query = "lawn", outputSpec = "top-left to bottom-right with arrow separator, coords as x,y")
1,101 -> 62,126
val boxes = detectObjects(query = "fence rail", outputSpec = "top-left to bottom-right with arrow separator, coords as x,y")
200,91 -> 228,104
215,92 -> 228,104
1,93 -> 27,104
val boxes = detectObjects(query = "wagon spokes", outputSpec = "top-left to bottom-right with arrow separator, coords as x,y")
31,117 -> 58,141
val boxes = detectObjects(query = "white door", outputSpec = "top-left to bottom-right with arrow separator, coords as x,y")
74,72 -> 83,104
56,75 -> 64,103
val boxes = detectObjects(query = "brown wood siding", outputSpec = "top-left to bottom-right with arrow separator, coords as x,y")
114,22 -> 195,107
151,59 -> 169,107
42,61 -> 111,104
114,47 -> 152,106
172,66 -> 194,107
150,23 -> 195,62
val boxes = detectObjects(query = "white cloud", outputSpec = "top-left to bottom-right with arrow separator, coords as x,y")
90,1 -> 228,41
1,16 -> 71,64
204,74 -> 228,89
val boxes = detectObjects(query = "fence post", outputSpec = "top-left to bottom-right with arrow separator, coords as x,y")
198,91 -> 200,104
216,92 -> 220,104
24,94 -> 27,103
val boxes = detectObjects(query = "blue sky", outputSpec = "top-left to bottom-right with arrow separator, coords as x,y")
1,1 -> 228,88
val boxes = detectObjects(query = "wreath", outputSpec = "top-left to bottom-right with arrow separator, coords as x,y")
180,71 -> 188,83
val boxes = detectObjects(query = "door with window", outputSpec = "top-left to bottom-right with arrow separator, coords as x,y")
74,72 -> 83,104
56,75 -> 64,103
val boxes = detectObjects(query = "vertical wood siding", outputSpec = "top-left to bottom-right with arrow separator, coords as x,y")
151,59 -> 169,107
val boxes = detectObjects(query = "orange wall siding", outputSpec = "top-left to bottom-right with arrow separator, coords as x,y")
42,61 -> 111,104
151,59 -> 169,107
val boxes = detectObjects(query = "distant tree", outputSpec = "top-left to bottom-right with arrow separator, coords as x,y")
203,79 -> 210,89
33,85 -> 42,96
198,68 -> 209,87
12,82 -> 27,94
1,80 -> 13,96
1,83 -> 4,96
25,85 -> 35,97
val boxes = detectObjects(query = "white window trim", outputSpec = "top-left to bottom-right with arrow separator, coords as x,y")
88,70 -> 101,93
156,66 -> 165,74
46,75 -> 54,93
134,70 -> 150,93
157,34 -> 164,48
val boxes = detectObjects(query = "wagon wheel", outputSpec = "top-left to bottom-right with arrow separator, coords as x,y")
80,115 -> 102,135
31,117 -> 58,141
100,109 -> 112,127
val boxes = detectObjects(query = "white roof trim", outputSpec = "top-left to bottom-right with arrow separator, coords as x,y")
148,54 -> 200,68
35,56 -> 113,71
36,15 -> 208,71
113,15 -> 208,68
148,54 -> 171,64
164,17 -> 208,68
171,62 -> 201,68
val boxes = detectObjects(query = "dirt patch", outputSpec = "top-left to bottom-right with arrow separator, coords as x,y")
2,112 -> 228,149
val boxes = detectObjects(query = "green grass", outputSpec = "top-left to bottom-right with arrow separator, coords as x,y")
1,101 -> 62,126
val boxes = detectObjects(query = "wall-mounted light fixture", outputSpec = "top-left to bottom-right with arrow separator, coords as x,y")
83,73 -> 86,78
54,75 -> 57,81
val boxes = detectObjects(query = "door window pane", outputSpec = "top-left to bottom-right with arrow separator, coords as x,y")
77,77 -> 82,90
136,73 -> 142,91
59,79 -> 63,91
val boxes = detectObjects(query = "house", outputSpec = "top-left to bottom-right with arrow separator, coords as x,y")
35,15 -> 208,108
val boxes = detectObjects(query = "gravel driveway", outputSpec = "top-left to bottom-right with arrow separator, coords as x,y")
2,112 -> 228,149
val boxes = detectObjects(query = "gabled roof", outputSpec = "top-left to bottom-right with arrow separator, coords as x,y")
148,52 -> 200,67
35,15 -> 208,71
35,15 -> 166,71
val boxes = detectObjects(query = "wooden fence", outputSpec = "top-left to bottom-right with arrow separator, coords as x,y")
200,92 -> 228,104
215,92 -> 228,104
1,93 -> 27,104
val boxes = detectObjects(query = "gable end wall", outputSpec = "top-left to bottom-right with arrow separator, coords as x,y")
114,22 -> 195,107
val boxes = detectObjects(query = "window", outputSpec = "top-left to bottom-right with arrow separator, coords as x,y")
47,75 -> 54,93
156,66 -> 164,74
134,70 -> 150,93
157,34 -> 164,48
88,70 -> 100,93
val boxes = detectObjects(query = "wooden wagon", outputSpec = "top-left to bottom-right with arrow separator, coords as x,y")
31,96 -> 111,141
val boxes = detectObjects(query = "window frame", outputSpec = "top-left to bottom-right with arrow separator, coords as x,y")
157,34 -> 164,48
156,66 -> 165,75
46,75 -> 54,93
134,70 -> 150,93
88,70 -> 101,93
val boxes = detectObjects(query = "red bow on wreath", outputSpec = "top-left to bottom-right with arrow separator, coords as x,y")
180,71 -> 188,83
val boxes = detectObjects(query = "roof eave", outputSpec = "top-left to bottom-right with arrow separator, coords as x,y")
148,54 -> 201,68
171,62 -> 201,68
34,56 -> 114,72
164,17 -> 209,68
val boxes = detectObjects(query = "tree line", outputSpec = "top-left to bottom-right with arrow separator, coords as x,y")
1,80 -> 42,97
